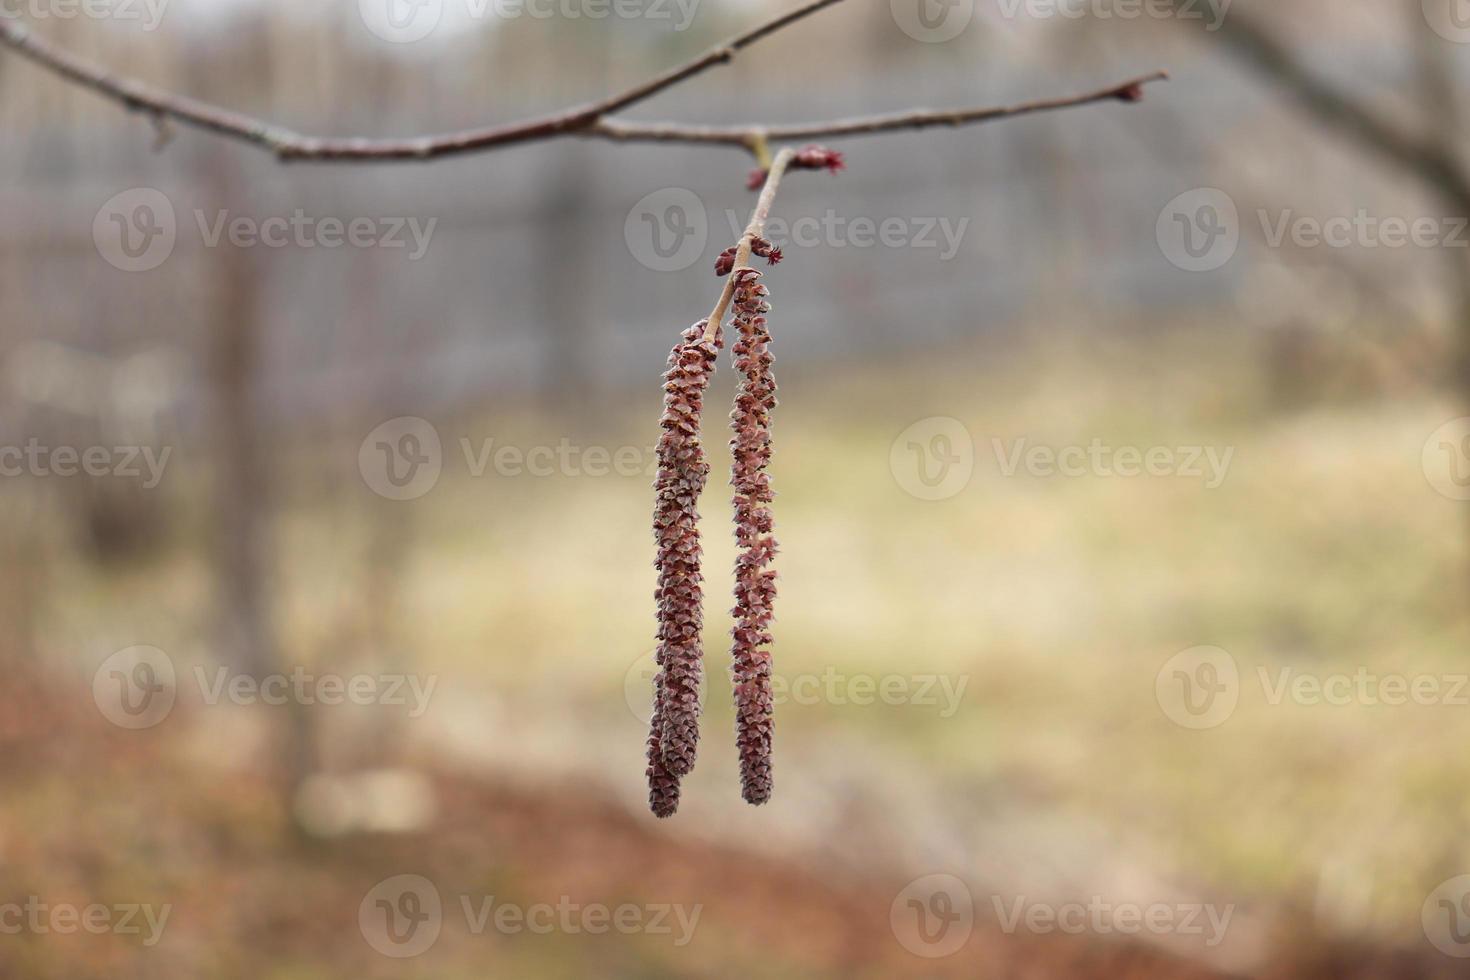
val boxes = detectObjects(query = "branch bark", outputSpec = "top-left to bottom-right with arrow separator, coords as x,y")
0,6 -> 1166,163
706,146 -> 800,340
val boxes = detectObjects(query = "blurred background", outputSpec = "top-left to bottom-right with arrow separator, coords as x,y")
2,0 -> 1470,976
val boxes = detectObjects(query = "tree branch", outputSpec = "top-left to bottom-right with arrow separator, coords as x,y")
706,146 -> 799,340
0,0 -> 843,159
0,5 -> 1166,164
592,71 -> 1168,148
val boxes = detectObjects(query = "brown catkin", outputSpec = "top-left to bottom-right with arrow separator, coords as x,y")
728,268 -> 777,805
648,319 -> 722,800
646,672 -> 681,817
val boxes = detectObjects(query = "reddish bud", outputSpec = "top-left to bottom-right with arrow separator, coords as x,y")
792,144 -> 844,175
714,247 -> 738,277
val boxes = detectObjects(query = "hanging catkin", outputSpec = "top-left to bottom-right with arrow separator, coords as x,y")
727,268 -> 778,805
648,319 -> 722,813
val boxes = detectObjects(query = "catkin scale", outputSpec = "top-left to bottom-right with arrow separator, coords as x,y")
727,268 -> 778,806
647,319 -> 722,814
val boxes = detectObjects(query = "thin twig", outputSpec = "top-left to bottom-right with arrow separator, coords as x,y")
705,146 -> 798,341
0,0 -> 844,160
594,71 -> 1169,147
0,4 -> 1166,164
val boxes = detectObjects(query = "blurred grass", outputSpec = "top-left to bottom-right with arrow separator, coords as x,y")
23,315 -> 1470,957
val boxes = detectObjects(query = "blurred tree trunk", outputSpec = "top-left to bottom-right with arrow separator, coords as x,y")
1177,4 -> 1470,389
205,163 -> 274,681
203,153 -> 316,811
187,18 -> 314,809
536,145 -> 597,412
1412,14 -> 1470,397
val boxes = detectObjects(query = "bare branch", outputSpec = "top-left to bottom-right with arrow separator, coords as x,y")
706,146 -> 800,339
0,0 -> 843,160
0,5 -> 1166,164
593,71 -> 1170,148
